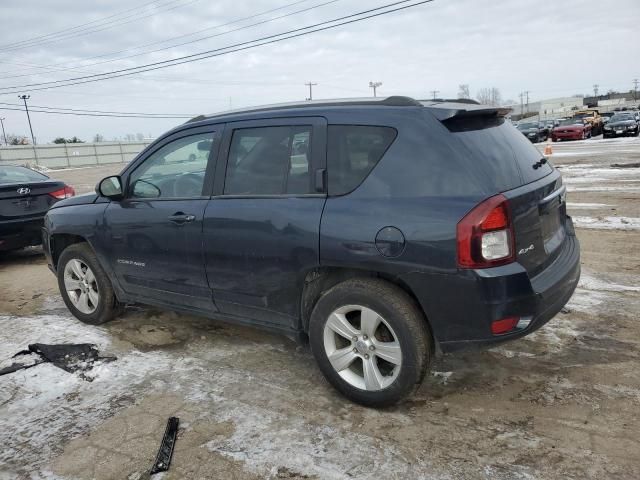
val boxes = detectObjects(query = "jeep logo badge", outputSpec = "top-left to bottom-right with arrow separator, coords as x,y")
17,187 -> 31,195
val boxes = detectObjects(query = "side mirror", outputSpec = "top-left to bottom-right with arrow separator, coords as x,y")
97,175 -> 124,200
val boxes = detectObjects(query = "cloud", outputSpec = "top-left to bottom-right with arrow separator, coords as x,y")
0,0 -> 638,142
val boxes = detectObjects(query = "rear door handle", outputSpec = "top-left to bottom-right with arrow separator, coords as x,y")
168,213 -> 196,225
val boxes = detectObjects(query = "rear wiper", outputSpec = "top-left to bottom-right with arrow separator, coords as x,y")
533,158 -> 548,170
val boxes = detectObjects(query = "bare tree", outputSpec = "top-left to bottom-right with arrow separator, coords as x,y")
457,84 -> 470,99
476,87 -> 502,106
93,133 -> 104,142
6,133 -> 29,145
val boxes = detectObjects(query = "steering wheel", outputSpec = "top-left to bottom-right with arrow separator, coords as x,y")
172,173 -> 203,197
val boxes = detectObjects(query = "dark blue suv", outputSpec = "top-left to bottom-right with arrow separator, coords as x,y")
43,97 -> 580,406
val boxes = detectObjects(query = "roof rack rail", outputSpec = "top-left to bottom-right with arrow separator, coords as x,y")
186,96 -> 423,123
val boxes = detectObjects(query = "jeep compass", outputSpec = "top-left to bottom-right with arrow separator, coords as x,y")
42,96 -> 580,407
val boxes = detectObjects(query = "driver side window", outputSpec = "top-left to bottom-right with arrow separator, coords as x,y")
129,133 -> 214,199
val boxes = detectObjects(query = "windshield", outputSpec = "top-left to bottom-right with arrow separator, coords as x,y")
0,165 -> 49,185
610,114 -> 634,122
518,123 -> 537,130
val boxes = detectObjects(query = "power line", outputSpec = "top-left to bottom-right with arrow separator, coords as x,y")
0,106 -> 191,119
0,0 -> 338,82
0,0 -> 318,79
0,101 -> 196,116
0,0 -> 166,50
0,0 -> 434,95
0,0 -> 198,53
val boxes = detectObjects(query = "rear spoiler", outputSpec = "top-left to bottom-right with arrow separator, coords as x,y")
428,106 -> 513,122
433,106 -> 513,132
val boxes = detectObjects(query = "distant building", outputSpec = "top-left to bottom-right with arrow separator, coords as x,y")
507,96 -> 584,120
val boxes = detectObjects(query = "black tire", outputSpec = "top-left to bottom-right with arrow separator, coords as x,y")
309,278 -> 432,407
57,243 -> 118,325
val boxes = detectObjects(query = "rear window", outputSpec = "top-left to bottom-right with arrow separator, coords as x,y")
0,165 -> 48,185
445,116 -> 552,190
327,125 -> 397,195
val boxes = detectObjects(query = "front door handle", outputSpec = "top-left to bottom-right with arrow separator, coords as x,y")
168,213 -> 196,225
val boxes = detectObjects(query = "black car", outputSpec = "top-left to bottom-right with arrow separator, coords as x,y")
603,113 -> 640,138
42,97 -> 580,406
0,165 -> 75,251
517,121 -> 548,143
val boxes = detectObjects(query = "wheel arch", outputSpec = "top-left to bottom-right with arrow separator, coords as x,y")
50,233 -> 88,270
300,267 -> 436,350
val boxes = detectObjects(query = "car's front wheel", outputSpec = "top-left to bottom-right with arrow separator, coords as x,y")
57,243 -> 119,325
309,278 -> 432,407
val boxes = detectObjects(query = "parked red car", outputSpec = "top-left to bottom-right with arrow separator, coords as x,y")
551,118 -> 592,142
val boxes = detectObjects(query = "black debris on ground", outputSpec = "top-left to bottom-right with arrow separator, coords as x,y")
610,162 -> 640,168
149,417 -> 180,475
0,344 -> 116,380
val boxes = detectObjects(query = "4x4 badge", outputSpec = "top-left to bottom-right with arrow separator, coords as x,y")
518,244 -> 535,255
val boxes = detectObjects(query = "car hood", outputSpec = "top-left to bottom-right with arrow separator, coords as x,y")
518,128 -> 539,133
608,120 -> 636,127
50,192 -> 99,209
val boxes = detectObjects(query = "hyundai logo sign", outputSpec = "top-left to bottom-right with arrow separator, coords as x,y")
17,187 -> 31,195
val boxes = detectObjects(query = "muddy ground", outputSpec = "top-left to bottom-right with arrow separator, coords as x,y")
0,137 -> 639,479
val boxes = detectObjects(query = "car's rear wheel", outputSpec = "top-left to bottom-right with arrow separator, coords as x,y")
57,243 -> 118,325
309,278 -> 431,407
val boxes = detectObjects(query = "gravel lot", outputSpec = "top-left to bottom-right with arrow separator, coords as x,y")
1,136 -> 639,479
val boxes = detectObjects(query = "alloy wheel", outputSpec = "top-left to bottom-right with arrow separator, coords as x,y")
323,305 -> 402,391
63,259 -> 99,314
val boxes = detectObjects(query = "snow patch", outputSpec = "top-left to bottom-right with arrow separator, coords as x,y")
572,216 -> 640,231
566,202 -> 613,209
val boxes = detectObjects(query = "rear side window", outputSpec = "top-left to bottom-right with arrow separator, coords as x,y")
445,117 -> 552,190
0,166 -> 48,184
224,126 -> 312,195
327,125 -> 397,195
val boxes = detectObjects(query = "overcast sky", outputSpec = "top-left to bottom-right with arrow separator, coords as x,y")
0,0 -> 638,143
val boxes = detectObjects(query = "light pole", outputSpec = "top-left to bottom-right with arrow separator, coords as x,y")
369,81 -> 382,97
0,117 -> 7,146
18,94 -> 36,145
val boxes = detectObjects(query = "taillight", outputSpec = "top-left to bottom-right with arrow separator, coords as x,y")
491,316 -> 519,335
457,194 -> 515,268
49,185 -> 75,200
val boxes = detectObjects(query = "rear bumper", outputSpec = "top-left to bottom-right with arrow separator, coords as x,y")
401,223 -> 580,353
0,217 -> 45,251
552,132 -> 583,140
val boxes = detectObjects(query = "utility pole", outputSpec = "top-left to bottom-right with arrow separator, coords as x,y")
369,81 -> 382,97
633,78 -> 639,102
18,94 -> 36,145
524,90 -> 530,114
519,92 -> 524,117
429,90 -> 440,100
305,81 -> 317,101
593,84 -> 599,98
0,117 -> 7,146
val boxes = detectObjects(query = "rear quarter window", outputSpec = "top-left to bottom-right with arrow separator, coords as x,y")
327,125 -> 397,196
445,117 -> 552,191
